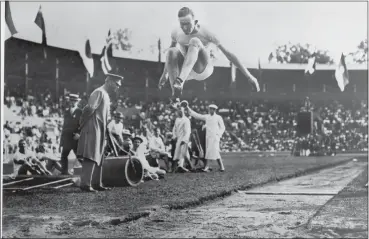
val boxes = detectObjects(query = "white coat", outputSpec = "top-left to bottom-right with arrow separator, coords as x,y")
172,116 -> 191,161
189,109 -> 225,160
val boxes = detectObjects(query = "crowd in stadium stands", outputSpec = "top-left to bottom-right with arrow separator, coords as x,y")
3,89 -> 368,167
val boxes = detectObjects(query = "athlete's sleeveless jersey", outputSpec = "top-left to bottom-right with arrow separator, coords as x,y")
171,24 -> 221,56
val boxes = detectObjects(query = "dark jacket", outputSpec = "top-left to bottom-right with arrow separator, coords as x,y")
60,107 -> 82,150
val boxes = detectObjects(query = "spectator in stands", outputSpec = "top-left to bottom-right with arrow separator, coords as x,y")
130,136 -> 166,180
3,89 -> 368,160
121,129 -> 133,154
148,127 -> 171,171
35,143 -> 64,174
107,112 -> 125,146
12,139 -> 52,176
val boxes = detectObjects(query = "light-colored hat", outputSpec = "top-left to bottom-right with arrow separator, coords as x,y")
68,93 -> 80,101
209,104 -> 218,110
122,129 -> 132,136
180,100 -> 189,108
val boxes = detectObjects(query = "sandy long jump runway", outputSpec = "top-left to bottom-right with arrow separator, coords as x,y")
110,160 -> 367,238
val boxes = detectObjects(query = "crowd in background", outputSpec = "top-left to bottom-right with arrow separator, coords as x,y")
3,88 -> 368,163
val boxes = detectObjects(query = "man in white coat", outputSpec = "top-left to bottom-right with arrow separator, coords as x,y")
182,101 -> 225,172
172,105 -> 192,173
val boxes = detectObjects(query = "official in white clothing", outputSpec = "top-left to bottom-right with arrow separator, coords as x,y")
183,102 -> 225,172
172,105 -> 192,173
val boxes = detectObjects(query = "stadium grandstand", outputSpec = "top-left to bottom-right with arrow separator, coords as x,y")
3,37 -> 368,164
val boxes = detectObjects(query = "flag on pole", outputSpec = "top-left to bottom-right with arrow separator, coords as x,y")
79,39 -> 94,77
34,5 -> 47,45
106,29 -> 111,43
101,40 -> 113,75
335,53 -> 349,92
100,30 -> 113,75
305,54 -> 316,75
230,62 -> 236,83
268,53 -> 273,63
99,30 -> 111,60
34,5 -> 47,59
5,1 -> 17,38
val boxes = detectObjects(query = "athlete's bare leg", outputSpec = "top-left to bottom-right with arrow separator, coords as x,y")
164,48 -> 184,97
173,37 -> 210,96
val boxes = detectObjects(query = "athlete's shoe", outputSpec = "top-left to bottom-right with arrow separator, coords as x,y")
169,97 -> 180,109
158,76 -> 168,90
173,77 -> 184,97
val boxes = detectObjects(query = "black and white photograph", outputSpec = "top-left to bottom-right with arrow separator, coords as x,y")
1,1 -> 368,238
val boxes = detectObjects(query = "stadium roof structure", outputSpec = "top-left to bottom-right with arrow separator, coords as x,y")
5,37 -> 368,71
254,62 -> 367,71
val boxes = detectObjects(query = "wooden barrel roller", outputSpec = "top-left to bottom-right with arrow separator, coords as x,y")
102,156 -> 144,187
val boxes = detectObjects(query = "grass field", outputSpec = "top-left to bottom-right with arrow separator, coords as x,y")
3,154 -> 361,224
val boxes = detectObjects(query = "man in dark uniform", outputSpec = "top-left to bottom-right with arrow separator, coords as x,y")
60,94 -> 82,175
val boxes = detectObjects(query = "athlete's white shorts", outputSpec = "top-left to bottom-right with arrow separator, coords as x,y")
180,50 -> 214,81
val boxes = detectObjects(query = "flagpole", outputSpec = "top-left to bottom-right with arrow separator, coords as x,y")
258,58 -> 262,93
145,71 -> 149,101
55,57 -> 59,103
303,67 -> 309,99
25,53 -> 28,99
86,71 -> 90,94
158,38 -> 161,62
230,62 -> 236,91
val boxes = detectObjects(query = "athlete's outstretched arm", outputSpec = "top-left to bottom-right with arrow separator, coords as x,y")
218,44 -> 260,92
187,107 -> 207,122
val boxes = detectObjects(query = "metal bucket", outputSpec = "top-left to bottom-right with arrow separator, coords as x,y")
102,156 -> 143,187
